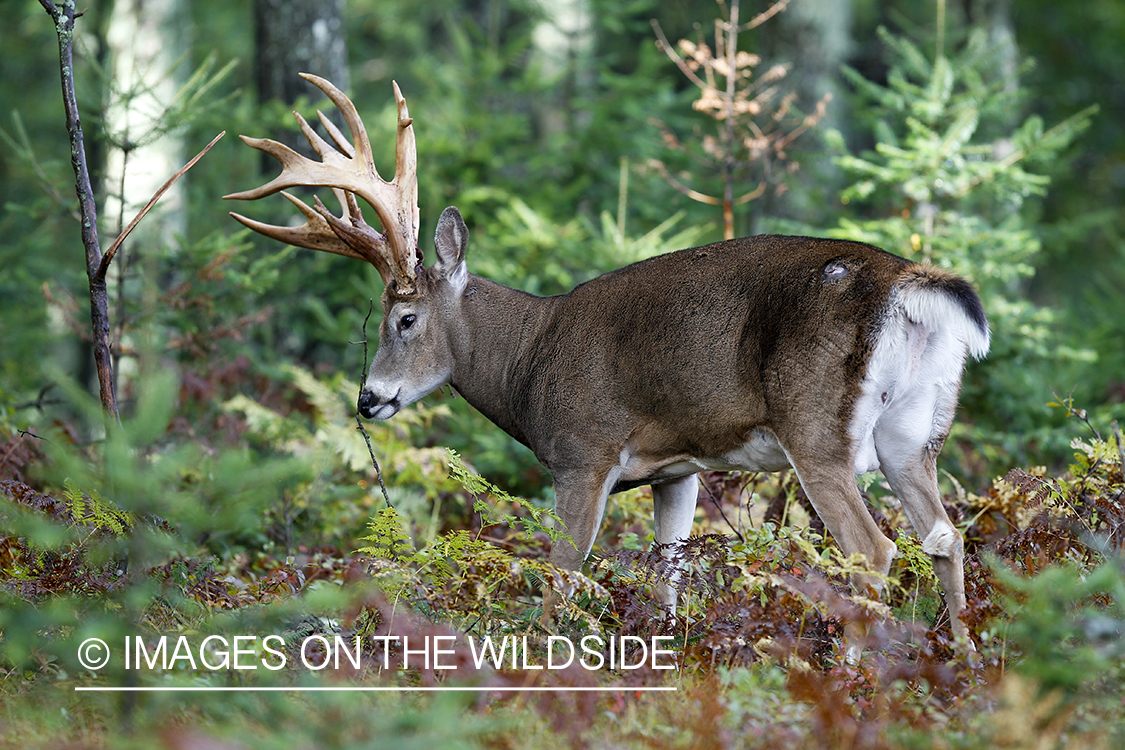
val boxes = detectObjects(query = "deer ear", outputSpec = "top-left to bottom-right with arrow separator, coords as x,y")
434,206 -> 468,288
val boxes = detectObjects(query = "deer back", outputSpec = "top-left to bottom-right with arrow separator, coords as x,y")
476,235 -> 978,476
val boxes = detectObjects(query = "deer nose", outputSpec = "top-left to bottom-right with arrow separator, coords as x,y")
358,387 -> 399,420
357,389 -> 380,419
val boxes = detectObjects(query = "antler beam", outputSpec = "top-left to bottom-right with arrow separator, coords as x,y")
224,73 -> 421,295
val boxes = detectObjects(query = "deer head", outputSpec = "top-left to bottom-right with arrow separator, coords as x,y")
225,74 -> 470,419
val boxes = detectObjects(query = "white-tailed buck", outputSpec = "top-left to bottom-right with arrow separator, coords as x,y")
227,75 -> 989,644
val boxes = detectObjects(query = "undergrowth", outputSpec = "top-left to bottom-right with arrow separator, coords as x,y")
1,378 -> 1123,749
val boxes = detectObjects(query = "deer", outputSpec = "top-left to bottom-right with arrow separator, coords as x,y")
226,74 -> 989,649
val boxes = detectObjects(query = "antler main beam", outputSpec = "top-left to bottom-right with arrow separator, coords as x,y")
224,73 -> 421,294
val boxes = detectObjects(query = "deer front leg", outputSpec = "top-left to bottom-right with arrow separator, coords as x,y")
652,474 -> 699,617
539,468 -> 614,627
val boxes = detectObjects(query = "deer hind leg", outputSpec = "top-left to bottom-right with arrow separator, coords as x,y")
784,447 -> 899,656
651,474 -> 699,616
874,398 -> 971,644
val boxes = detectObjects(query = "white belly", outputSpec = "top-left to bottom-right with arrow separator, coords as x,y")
622,427 -> 792,485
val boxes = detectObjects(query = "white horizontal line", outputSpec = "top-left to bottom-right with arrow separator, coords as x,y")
75,685 -> 677,692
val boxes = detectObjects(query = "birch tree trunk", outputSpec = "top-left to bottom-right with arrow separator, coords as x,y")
102,0 -> 189,398
104,0 -> 189,248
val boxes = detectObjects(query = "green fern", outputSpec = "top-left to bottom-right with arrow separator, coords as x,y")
357,506 -> 416,561
894,533 -> 939,587
357,500 -> 605,631
62,478 -> 135,537
447,449 -> 569,544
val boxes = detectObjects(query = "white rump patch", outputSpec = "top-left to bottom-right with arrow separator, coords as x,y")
850,280 -> 988,476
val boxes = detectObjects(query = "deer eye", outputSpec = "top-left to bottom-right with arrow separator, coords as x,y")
399,314 -> 416,331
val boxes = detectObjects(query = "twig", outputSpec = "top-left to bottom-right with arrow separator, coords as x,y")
646,159 -> 723,205
1112,421 -> 1125,473
744,0 -> 791,30
650,20 -> 710,93
96,131 -> 226,283
39,0 -> 118,423
698,475 -> 745,543
15,384 -> 64,412
354,299 -> 392,507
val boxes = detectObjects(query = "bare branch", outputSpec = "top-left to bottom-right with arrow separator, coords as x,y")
772,93 -> 833,154
355,300 -> 391,507
646,159 -> 722,205
97,131 -> 226,283
650,20 -> 712,93
732,182 -> 767,206
744,0 -> 791,30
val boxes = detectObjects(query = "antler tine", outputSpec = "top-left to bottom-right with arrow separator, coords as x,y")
229,191 -> 361,259
224,75 -> 421,294
294,111 -> 346,164
318,111 -> 355,158
298,73 -> 376,175
391,81 -> 421,266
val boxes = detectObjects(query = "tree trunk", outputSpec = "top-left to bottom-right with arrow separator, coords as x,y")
103,0 -> 191,401
255,0 -> 349,109
760,0 -> 854,231
38,0 -> 119,425
105,0 -> 190,248
531,0 -> 594,138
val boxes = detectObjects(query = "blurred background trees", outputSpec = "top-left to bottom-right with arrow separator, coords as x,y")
2,3 -> 1124,744
2,0 -> 1122,492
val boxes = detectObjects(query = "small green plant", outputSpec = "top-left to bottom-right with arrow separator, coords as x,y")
60,478 -> 136,538
446,449 -> 566,544
357,454 -> 605,632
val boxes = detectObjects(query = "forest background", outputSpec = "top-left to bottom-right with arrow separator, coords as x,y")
1,0 -> 1123,748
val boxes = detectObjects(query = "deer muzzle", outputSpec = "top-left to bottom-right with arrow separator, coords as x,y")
357,387 -> 399,420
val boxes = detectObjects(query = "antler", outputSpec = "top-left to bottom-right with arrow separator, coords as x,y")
224,73 -> 421,295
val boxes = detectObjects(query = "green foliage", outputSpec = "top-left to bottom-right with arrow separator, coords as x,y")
222,364 -> 461,544
456,188 -> 707,296
889,532 -> 943,627
355,453 -> 604,631
447,449 -> 565,543
358,506 -> 416,560
3,2 -> 1125,747
60,478 -> 135,538
993,561 -> 1125,697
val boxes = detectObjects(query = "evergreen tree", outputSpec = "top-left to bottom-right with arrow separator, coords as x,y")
815,23 -> 1096,463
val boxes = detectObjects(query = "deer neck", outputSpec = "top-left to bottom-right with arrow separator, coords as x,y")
449,274 -> 556,448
